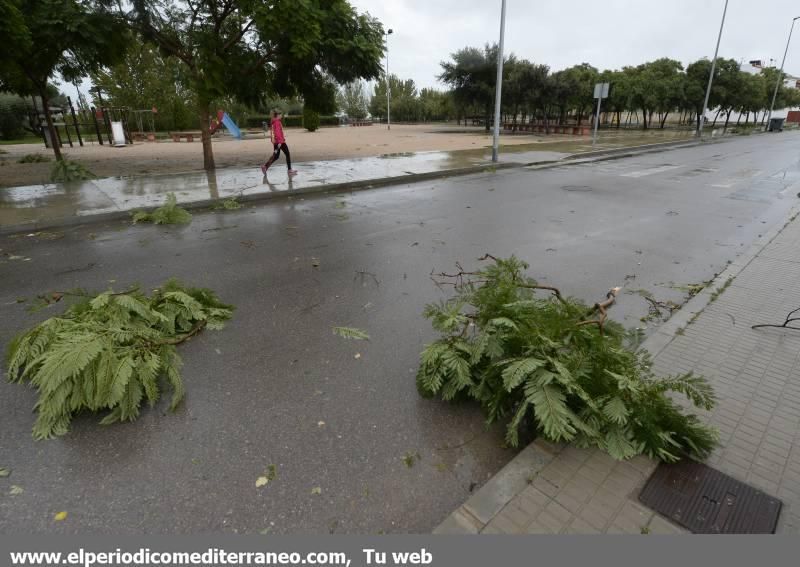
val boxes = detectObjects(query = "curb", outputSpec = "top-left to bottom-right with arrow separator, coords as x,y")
432,199 -> 800,534
0,136 -> 725,237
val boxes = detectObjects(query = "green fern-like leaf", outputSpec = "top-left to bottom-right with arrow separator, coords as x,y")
501,357 -> 545,391
332,326 -> 370,340
6,281 -> 233,439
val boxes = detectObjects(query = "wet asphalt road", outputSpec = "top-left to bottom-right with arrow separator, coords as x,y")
2,133 -> 800,534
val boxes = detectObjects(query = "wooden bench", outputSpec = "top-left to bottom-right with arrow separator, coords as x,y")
350,120 -> 373,127
170,131 -> 201,142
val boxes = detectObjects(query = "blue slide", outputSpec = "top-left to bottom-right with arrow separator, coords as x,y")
221,112 -> 242,139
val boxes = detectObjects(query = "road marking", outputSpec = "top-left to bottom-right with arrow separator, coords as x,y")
620,164 -> 682,178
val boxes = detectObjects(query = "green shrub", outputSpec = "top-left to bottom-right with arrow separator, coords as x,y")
417,255 -> 718,462
132,193 -> 192,225
303,108 -> 320,132
213,197 -> 242,210
18,153 -> 50,164
50,159 -> 96,182
6,280 -> 234,439
0,94 -> 27,140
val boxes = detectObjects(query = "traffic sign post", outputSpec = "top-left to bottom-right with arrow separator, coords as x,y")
592,82 -> 609,147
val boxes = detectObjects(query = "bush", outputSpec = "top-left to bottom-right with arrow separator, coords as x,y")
18,153 -> 50,164
132,193 -> 192,225
303,108 -> 320,132
6,280 -> 234,439
319,115 -> 340,127
244,114 -> 302,129
0,94 -> 28,140
50,159 -> 96,182
416,255 -> 718,462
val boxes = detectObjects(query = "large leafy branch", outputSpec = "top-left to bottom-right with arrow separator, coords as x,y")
419,255 -> 717,462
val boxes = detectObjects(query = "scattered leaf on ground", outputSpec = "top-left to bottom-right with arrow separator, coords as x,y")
334,201 -> 347,209
402,451 -> 420,468
354,353 -> 361,359
10,485 -> 23,495
0,467 -> 9,477
255,476 -> 268,488
311,258 -> 320,267
332,326 -> 370,340
54,511 -> 67,521
317,421 -> 326,427
435,462 -> 448,472
311,487 -> 322,495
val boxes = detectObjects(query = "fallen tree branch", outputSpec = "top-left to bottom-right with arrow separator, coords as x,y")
752,307 -> 800,331
577,287 -> 621,335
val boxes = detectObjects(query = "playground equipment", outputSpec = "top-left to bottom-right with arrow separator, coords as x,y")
209,110 -> 242,139
130,108 -> 157,141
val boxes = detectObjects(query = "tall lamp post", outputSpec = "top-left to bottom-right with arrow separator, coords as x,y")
698,0 -> 729,137
385,28 -> 393,130
491,0 -> 507,163
765,16 -> 800,131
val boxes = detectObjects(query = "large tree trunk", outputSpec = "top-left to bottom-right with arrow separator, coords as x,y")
39,86 -> 63,162
660,112 -> 669,128
712,108 -> 721,127
723,110 -> 732,131
198,101 -> 215,170
642,108 -> 648,129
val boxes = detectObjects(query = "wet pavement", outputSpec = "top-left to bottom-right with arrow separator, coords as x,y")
1,132 -> 799,534
0,148 -> 568,229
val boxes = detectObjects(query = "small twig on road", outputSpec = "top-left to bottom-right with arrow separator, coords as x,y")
355,270 -> 380,287
752,307 -> 800,332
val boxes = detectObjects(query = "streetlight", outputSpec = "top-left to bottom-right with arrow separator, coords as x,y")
765,16 -> 800,131
385,28 -> 393,130
491,0 -> 507,163
698,0 -> 729,137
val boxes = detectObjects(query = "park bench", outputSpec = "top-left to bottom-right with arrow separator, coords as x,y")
170,131 -> 201,142
350,120 -> 373,127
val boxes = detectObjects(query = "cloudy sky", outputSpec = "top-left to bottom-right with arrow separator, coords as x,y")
350,0 -> 800,90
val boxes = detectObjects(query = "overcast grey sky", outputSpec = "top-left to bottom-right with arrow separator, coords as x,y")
350,0 -> 800,90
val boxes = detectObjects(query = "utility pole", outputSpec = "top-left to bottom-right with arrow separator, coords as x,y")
386,28 -> 393,130
765,17 -> 800,131
491,0 -> 507,163
698,0 -> 729,137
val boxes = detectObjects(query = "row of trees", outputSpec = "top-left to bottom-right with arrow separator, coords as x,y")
439,44 -> 800,131
336,76 -> 454,123
0,0 -> 386,170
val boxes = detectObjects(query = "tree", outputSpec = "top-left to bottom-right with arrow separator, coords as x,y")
92,41 -> 196,131
370,74 -> 419,121
0,0 -> 128,161
439,44 -> 513,130
642,58 -> 684,128
684,58 -> 717,131
119,0 -> 384,170
559,63 -> 598,126
337,81 -> 369,120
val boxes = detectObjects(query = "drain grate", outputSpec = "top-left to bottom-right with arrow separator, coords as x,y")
639,460 -> 782,534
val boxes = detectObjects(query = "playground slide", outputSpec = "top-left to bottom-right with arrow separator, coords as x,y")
221,112 -> 242,139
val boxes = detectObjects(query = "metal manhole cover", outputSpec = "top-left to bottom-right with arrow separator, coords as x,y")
639,461 -> 782,534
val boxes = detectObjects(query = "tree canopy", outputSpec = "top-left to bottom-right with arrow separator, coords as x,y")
116,0 -> 385,169
0,0 -> 128,160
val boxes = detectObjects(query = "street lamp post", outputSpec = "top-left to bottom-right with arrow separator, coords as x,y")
698,0 -> 729,137
386,29 -> 393,130
765,17 -> 800,131
491,0 -> 507,163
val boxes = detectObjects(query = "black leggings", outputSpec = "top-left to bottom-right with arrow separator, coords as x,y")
267,143 -> 291,169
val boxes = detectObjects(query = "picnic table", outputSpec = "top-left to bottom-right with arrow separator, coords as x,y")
170,131 -> 202,142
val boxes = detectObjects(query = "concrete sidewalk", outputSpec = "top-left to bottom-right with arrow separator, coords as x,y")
436,207 -> 800,535
0,132 -> 710,234
0,148 -> 563,232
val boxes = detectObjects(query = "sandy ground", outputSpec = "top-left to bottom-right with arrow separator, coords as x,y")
0,124 -> 557,187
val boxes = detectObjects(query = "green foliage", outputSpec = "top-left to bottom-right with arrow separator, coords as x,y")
214,197 -> 242,211
6,280 -> 234,439
123,0 -> 384,169
417,256 -> 718,462
337,81 -> 369,120
132,193 -> 192,225
50,159 -> 96,182
303,107 -> 321,132
0,93 -> 29,139
18,153 -> 50,164
332,326 -> 370,340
